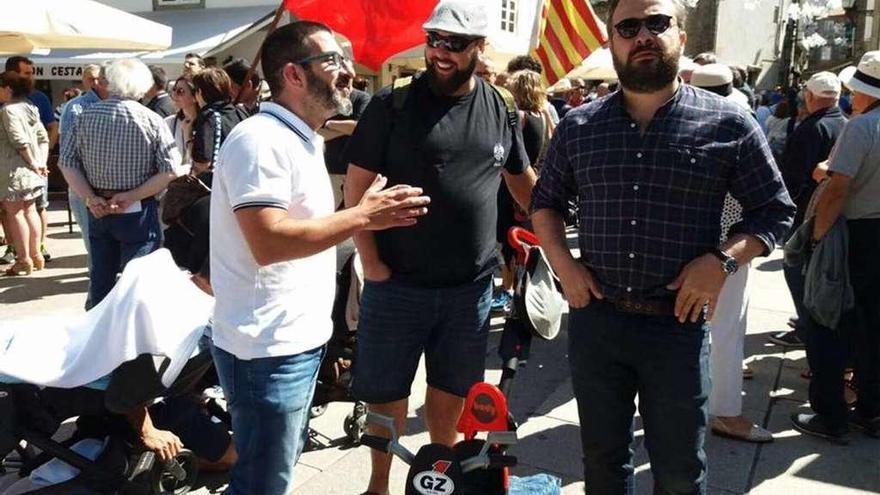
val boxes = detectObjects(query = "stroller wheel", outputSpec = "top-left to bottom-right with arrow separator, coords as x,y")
152,449 -> 198,495
310,404 -> 328,418
344,402 -> 367,444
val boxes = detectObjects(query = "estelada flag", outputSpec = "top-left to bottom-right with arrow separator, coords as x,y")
531,0 -> 607,86
284,0 -> 438,71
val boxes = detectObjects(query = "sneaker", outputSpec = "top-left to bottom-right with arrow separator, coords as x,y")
40,244 -> 51,262
791,413 -> 848,444
768,330 -> 804,348
491,291 -> 512,314
0,246 -> 14,265
848,410 -> 880,439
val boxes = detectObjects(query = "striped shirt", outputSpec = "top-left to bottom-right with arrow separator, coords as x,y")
59,96 -> 178,190
531,84 -> 795,300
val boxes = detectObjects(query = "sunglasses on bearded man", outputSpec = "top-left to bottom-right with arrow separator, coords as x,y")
614,14 -> 674,40
425,31 -> 479,53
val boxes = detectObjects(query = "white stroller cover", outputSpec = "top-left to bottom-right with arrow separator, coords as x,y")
523,246 -> 566,341
0,249 -> 213,389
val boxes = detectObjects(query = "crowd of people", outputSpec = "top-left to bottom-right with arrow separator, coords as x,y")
2,0 -> 878,493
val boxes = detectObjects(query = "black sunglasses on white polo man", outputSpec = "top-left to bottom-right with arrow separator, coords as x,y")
614,14 -> 674,39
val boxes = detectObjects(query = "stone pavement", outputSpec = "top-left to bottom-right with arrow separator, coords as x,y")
2,205 -> 878,494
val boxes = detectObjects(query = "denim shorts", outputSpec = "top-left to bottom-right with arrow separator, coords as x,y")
352,276 -> 493,403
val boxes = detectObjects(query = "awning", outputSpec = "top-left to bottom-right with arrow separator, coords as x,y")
25,6 -> 273,80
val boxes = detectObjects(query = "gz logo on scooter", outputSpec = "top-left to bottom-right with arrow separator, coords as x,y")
413,460 -> 455,495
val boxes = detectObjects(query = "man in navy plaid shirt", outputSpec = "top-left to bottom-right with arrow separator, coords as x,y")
531,0 -> 794,492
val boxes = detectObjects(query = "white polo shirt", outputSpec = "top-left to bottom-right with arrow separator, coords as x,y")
210,102 -> 335,360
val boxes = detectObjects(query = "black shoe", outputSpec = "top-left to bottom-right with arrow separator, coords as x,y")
791,413 -> 848,444
769,330 -> 804,348
848,410 -> 880,438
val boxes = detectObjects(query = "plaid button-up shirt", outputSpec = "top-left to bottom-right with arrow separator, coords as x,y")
531,84 -> 795,300
59,96 -> 178,190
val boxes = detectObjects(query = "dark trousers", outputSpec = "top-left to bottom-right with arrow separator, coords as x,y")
783,261 -> 807,332
568,301 -> 710,495
86,199 -> 161,309
802,218 -> 880,428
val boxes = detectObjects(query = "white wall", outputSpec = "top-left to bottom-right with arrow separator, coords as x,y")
714,0 -> 789,87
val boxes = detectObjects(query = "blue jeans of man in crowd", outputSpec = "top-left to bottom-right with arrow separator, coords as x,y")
86,198 -> 161,309
69,191 -> 92,309
568,301 -> 710,495
211,344 -> 324,495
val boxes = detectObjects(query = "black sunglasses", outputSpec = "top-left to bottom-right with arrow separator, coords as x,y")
614,14 -> 674,39
294,51 -> 350,69
426,31 -> 478,53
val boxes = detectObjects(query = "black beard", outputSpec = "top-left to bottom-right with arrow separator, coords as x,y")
306,69 -> 352,116
613,46 -> 679,93
425,52 -> 478,96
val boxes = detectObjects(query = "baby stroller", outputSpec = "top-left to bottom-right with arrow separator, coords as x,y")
0,352 -> 210,494
0,249 -> 217,494
308,239 -> 368,445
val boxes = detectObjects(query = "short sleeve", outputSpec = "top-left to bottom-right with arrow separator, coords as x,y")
152,115 -> 181,174
218,126 -> 292,212
0,107 -> 30,149
503,112 -> 529,174
343,91 -> 392,174
828,118 -> 873,179
29,91 -> 56,126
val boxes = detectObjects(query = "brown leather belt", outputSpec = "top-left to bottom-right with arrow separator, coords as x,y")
93,189 -> 155,203
603,296 -> 676,316
93,189 -> 125,199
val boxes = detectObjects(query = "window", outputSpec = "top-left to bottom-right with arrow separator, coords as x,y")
154,0 -> 203,9
501,0 -> 517,33
864,14 -> 874,42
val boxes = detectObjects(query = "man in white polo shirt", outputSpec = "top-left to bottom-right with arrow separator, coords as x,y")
209,21 -> 430,495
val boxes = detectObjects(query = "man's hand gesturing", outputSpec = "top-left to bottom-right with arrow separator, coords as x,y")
357,174 -> 430,231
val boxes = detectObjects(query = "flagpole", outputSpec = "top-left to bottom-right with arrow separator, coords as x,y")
236,0 -> 287,104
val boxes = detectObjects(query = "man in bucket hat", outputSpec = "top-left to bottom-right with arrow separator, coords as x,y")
792,51 -> 880,442
343,1 -> 537,493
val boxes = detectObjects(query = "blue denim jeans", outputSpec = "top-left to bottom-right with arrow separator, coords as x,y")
86,199 -> 161,309
568,301 -> 710,495
69,191 -> 92,309
211,344 -> 324,495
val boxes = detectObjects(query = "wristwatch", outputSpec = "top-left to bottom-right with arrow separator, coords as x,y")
710,248 -> 738,275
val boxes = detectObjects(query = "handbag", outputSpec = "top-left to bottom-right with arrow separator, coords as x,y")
160,174 -> 210,226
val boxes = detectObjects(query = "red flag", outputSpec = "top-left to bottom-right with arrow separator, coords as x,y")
284,0 -> 438,71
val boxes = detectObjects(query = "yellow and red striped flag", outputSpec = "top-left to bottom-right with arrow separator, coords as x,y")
530,0 -> 608,86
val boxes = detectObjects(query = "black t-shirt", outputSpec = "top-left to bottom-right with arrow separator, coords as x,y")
521,112 -> 545,165
192,102 -> 249,163
324,89 -> 371,174
344,76 -> 529,287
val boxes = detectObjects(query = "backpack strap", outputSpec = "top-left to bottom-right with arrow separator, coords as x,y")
490,84 -> 518,128
391,75 -> 414,114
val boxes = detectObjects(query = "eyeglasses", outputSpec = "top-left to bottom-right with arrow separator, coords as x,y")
614,14 -> 674,39
426,31 -> 478,53
294,51 -> 350,69
173,87 -> 189,96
